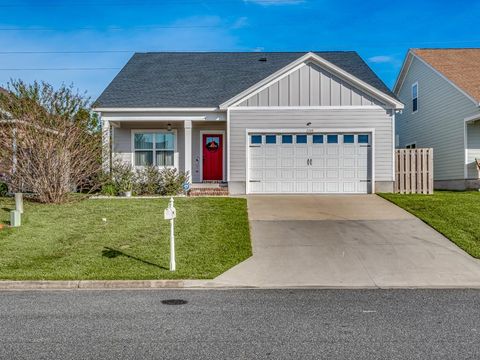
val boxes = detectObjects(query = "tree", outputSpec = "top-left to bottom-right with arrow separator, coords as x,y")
0,80 -> 102,203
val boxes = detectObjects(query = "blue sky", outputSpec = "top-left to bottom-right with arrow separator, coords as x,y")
0,0 -> 479,102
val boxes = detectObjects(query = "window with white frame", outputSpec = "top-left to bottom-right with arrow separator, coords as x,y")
406,143 -> 416,149
133,131 -> 175,167
412,82 -> 418,113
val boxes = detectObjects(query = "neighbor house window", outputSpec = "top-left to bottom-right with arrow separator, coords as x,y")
412,82 -> 418,113
134,131 -> 175,167
406,143 -> 416,149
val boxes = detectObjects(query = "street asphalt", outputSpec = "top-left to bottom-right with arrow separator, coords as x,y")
0,289 -> 479,359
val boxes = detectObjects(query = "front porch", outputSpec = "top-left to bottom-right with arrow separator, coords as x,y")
101,116 -> 227,187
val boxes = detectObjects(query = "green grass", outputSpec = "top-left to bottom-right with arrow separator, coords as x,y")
380,191 -> 480,258
0,197 -> 251,280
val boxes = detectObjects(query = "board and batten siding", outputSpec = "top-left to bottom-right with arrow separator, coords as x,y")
229,108 -> 394,187
237,62 -> 383,107
395,56 -> 479,181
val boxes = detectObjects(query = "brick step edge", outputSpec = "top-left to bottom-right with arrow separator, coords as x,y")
188,189 -> 229,197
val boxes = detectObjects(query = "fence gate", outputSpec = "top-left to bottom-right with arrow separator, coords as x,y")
395,148 -> 433,194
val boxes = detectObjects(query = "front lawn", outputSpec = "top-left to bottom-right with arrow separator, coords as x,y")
0,197 -> 251,280
380,191 -> 480,258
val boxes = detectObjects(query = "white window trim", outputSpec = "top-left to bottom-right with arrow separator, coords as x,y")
130,129 -> 178,169
245,128 -> 376,195
199,130 -> 226,182
405,142 -> 417,149
412,82 -> 418,114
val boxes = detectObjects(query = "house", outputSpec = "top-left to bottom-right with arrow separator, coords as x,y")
94,51 -> 404,194
394,48 -> 480,190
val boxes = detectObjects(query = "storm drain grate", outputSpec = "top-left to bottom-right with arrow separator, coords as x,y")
161,299 -> 188,305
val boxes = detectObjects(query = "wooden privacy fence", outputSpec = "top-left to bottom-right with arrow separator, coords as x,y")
395,148 -> 433,194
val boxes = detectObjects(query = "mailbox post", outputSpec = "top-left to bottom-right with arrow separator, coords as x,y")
164,197 -> 177,271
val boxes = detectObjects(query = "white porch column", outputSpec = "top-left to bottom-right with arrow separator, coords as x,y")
184,120 -> 192,182
101,116 -> 111,173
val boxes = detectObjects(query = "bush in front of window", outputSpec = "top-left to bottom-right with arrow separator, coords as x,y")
159,168 -> 189,196
134,166 -> 162,195
110,161 -> 135,196
102,160 -> 189,196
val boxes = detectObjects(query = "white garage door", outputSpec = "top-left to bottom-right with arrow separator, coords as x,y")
248,132 -> 372,194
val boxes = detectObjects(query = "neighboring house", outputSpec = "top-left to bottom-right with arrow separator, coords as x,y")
94,51 -> 403,195
394,48 -> 480,190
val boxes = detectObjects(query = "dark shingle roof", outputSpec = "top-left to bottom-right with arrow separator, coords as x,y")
94,51 -> 396,108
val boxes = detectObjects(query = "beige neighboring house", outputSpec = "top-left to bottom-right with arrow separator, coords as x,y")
394,48 -> 480,190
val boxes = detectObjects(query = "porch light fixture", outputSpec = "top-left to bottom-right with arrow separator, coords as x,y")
167,123 -> 172,131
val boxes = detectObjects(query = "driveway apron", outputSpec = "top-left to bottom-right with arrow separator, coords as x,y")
214,195 -> 480,288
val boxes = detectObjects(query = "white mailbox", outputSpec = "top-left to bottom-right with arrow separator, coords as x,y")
165,197 -> 176,271
164,207 -> 176,220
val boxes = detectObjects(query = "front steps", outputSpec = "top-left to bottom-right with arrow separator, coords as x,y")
188,182 -> 229,197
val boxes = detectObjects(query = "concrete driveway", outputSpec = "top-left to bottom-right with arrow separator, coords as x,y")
214,195 -> 480,288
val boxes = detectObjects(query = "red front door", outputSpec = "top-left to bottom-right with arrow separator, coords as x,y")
202,134 -> 223,181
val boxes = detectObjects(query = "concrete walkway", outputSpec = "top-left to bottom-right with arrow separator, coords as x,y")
214,195 -> 480,288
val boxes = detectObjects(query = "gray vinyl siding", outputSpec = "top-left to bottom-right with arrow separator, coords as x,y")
466,122 -> 480,179
237,63 -> 383,107
229,108 -> 394,182
395,56 -> 479,180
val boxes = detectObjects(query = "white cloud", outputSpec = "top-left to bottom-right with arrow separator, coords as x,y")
244,0 -> 305,6
368,55 -> 395,64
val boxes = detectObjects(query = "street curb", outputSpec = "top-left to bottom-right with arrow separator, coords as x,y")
1,280 -> 480,290
0,280 -> 218,290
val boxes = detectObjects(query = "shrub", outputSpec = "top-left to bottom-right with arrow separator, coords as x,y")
111,161 -> 134,194
0,80 -> 102,204
135,166 -> 161,195
101,183 -> 117,196
159,168 -> 189,196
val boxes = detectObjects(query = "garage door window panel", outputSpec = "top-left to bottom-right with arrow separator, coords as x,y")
282,135 -> 293,144
251,135 -> 262,145
296,135 -> 307,144
327,134 -> 338,144
358,134 -> 369,144
312,134 -> 324,144
265,135 -> 276,144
